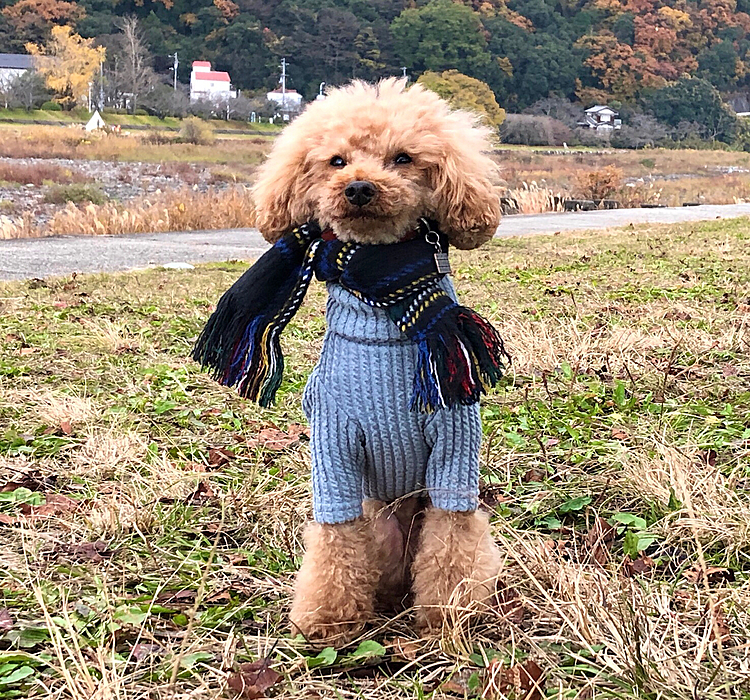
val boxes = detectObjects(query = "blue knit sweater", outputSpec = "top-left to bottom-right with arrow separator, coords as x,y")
303,278 -> 482,524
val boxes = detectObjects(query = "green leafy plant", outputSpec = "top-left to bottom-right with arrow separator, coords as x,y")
44,184 -> 107,205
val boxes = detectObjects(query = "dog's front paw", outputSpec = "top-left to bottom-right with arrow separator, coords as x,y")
291,520 -> 377,648
290,610 -> 366,648
412,509 -> 502,635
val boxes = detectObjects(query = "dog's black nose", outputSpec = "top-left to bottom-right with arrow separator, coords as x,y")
344,180 -> 376,206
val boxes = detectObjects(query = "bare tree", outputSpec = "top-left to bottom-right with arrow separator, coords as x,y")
117,16 -> 156,113
526,96 -> 584,128
142,81 -> 190,118
9,71 -> 49,110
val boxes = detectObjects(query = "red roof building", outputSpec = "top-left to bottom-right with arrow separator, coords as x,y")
190,61 -> 236,103
194,71 -> 230,82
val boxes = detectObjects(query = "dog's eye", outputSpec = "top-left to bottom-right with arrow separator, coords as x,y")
329,156 -> 346,167
394,152 -> 412,165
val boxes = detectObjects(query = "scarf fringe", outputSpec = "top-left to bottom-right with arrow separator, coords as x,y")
191,228 -> 319,407
411,308 -> 509,412
236,324 -> 285,407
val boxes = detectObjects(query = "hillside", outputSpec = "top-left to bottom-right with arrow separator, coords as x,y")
0,0 -> 748,110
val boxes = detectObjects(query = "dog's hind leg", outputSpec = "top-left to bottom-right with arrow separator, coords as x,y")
411,508 -> 501,633
364,497 -> 425,611
290,517 -> 377,647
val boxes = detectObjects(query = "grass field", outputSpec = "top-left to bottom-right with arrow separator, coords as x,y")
0,124 -> 274,166
496,147 -> 750,207
0,108 -> 282,133
0,219 -> 749,698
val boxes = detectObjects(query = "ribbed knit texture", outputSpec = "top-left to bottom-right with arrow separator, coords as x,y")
303,278 -> 482,524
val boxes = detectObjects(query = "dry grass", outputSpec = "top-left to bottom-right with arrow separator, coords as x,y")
503,181 -> 564,214
0,218 -> 749,698
0,160 -> 89,186
0,124 -> 273,165
496,147 -> 750,206
0,186 -> 255,239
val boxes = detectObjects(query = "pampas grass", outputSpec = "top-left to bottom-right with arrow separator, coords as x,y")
0,186 -> 255,239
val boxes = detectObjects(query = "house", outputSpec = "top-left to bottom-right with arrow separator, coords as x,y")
190,61 -> 236,103
581,105 -> 622,132
266,87 -> 303,111
0,53 -> 34,90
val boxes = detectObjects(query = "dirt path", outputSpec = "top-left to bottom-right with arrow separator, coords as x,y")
2,203 -> 750,281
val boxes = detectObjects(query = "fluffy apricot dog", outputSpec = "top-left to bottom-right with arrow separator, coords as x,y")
195,78 -> 505,646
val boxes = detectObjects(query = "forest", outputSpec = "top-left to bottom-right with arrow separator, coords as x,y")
0,0 -> 748,112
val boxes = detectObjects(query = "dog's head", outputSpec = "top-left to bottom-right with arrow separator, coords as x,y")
252,78 -> 501,249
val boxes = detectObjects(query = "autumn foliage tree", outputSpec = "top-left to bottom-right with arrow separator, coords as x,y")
577,0 -> 750,103
27,25 -> 105,109
1,0 -> 83,49
417,70 -> 506,127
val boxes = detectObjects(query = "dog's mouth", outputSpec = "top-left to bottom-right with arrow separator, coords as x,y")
344,209 -> 384,220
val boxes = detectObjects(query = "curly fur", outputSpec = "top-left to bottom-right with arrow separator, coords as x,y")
363,497 -> 425,611
290,519 -> 377,646
252,78 -> 501,248
412,508 -> 502,632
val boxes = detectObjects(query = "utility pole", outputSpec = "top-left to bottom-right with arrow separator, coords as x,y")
401,66 -> 409,82
280,57 -> 287,111
99,59 -> 104,109
169,52 -> 179,91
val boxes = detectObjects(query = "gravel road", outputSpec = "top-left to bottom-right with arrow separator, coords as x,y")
2,202 -> 750,282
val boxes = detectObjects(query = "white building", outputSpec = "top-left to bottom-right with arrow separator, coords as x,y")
581,105 -> 622,132
266,87 -> 303,111
0,53 -> 33,90
190,61 -> 236,103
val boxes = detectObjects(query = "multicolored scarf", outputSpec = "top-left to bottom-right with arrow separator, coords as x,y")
192,220 -> 509,412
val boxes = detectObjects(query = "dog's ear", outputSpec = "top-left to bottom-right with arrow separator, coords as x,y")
428,121 -> 501,250
252,132 -> 314,243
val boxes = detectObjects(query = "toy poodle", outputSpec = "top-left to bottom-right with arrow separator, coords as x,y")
192,78 -> 506,646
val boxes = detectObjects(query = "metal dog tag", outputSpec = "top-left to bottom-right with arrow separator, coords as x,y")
434,251 -> 452,275
422,220 -> 452,275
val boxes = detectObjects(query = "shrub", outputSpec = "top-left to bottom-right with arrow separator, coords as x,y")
142,130 -> 175,146
575,165 -> 623,201
610,114 -> 670,149
41,101 -> 62,111
44,184 -> 108,205
178,117 -> 215,145
135,108 -> 149,116
501,114 -> 572,146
